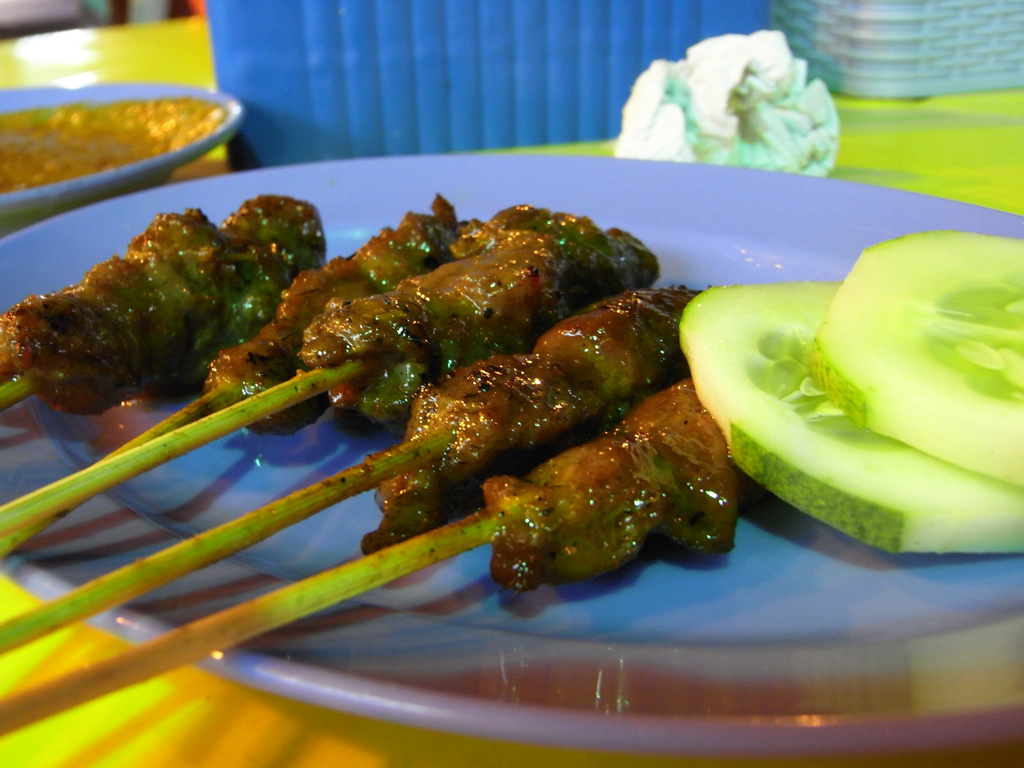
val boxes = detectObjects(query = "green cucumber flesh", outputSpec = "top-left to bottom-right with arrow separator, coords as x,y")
813,230 -> 1024,488
680,281 -> 1024,553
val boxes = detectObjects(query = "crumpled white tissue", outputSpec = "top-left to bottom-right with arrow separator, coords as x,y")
614,30 -> 839,176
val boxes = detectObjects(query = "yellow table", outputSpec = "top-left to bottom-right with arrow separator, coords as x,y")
1,18 -> 1023,768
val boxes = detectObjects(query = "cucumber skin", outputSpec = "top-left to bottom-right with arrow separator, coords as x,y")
731,425 -> 904,552
809,344 -> 867,427
681,281 -> 1024,554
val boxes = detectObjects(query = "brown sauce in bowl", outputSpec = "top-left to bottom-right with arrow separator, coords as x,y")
0,96 -> 227,194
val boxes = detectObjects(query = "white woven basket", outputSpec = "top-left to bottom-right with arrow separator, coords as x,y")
772,0 -> 1024,97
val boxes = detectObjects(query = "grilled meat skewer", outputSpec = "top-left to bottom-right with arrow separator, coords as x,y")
122,199 -> 648,446
186,195 -> 461,437
0,286 -> 689,657
0,196 -> 325,415
365,285 -> 697,552
302,205 -> 658,431
0,197 -> 460,557
0,205 -> 657,542
487,378 -> 748,591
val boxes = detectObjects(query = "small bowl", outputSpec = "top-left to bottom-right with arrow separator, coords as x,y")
0,83 -> 243,237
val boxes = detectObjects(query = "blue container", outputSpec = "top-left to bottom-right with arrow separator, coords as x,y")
207,0 -> 770,168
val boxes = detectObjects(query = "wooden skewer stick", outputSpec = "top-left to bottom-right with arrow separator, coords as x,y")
108,383 -> 245,458
0,376 -> 36,412
0,430 -> 450,655
0,515 -> 58,558
0,510 -> 498,736
0,385 -> 244,557
0,386 -> 244,557
0,362 -> 369,540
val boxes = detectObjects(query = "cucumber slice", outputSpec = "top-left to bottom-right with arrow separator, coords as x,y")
680,281 -> 1024,553
812,231 -> 1024,488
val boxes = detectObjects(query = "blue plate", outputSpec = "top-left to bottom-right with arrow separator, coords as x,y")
3,155 -> 1024,755
0,83 -> 242,236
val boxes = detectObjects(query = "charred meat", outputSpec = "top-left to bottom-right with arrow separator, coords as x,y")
486,378 -> 746,592
301,206 -> 660,433
0,196 -> 325,414
364,286 -> 697,553
204,195 -> 460,435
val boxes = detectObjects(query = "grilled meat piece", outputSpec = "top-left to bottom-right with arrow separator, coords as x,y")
362,287 -> 696,553
486,378 -> 745,592
219,194 -> 326,275
204,195 -> 460,435
450,206 -> 656,311
0,196 -> 325,414
301,206 -> 659,433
